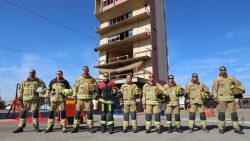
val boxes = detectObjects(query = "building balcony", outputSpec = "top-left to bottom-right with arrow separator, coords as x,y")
95,0 -> 147,22
96,11 -> 150,34
94,48 -> 151,69
94,30 -> 151,52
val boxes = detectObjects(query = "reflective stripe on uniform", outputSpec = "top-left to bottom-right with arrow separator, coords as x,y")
218,95 -> 234,101
166,101 -> 179,106
77,94 -> 92,99
145,100 -> 160,105
99,98 -> 113,104
190,100 -> 204,105
123,100 -> 136,105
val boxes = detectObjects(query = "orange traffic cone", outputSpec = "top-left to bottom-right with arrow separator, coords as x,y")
205,106 -> 210,118
210,104 -> 215,117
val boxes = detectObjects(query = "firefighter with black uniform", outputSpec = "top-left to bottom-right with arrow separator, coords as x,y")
98,72 -> 118,134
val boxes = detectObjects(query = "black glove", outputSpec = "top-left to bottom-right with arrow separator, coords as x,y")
59,93 -> 66,98
156,92 -> 164,100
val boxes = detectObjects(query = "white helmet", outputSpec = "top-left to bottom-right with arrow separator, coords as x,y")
36,87 -> 46,94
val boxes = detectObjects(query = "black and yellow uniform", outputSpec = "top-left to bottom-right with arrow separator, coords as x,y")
99,80 -> 117,134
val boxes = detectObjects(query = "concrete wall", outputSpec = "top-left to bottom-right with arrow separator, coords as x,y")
155,0 -> 168,81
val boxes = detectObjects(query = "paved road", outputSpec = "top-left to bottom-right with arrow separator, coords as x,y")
0,109 -> 250,141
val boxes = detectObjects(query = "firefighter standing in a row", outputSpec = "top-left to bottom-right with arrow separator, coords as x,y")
213,66 -> 245,134
119,74 -> 141,133
185,73 -> 210,133
163,75 -> 183,133
44,70 -> 71,133
71,66 -> 97,133
98,72 -> 117,134
13,69 -> 46,133
142,73 -> 166,134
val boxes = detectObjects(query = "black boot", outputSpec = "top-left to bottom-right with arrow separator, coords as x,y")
157,128 -> 162,134
122,128 -> 127,133
22,124 -> 26,128
70,126 -> 79,133
202,127 -> 209,133
145,129 -> 151,134
62,126 -> 67,133
219,129 -> 224,134
101,124 -> 106,133
108,126 -> 114,134
44,125 -> 54,133
167,127 -> 172,133
176,127 -> 183,133
133,128 -> 138,133
235,130 -> 244,134
33,124 -> 41,132
13,127 -> 23,133
189,128 -> 194,133
89,128 -> 96,133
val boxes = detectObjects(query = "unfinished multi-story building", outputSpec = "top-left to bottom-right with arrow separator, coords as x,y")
94,0 -> 168,86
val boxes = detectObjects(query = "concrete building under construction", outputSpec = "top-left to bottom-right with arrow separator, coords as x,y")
94,0 -> 168,86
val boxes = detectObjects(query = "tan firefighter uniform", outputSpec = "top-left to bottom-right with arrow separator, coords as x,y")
185,81 -> 210,130
72,74 -> 97,129
44,75 -> 70,132
142,82 -> 165,131
163,84 -> 184,131
17,75 -> 46,129
213,74 -> 244,131
120,83 -> 141,131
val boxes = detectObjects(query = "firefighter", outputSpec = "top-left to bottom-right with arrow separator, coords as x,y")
142,73 -> 165,134
212,66 -> 245,134
119,74 -> 141,133
185,73 -> 210,133
44,70 -> 71,133
13,69 -> 46,133
163,75 -> 183,133
71,66 -> 98,133
98,72 -> 117,134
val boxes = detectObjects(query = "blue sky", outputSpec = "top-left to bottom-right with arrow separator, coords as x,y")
0,0 -> 250,101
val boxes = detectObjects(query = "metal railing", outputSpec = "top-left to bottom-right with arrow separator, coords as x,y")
134,48 -> 151,58
110,73 -> 132,81
109,55 -> 129,63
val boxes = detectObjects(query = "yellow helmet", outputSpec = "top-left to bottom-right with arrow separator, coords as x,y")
62,89 -> 72,96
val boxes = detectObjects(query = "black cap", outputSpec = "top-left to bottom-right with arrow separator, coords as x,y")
192,73 -> 198,77
29,69 -> 36,74
57,70 -> 63,75
83,66 -> 89,70
168,75 -> 174,79
219,66 -> 226,71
